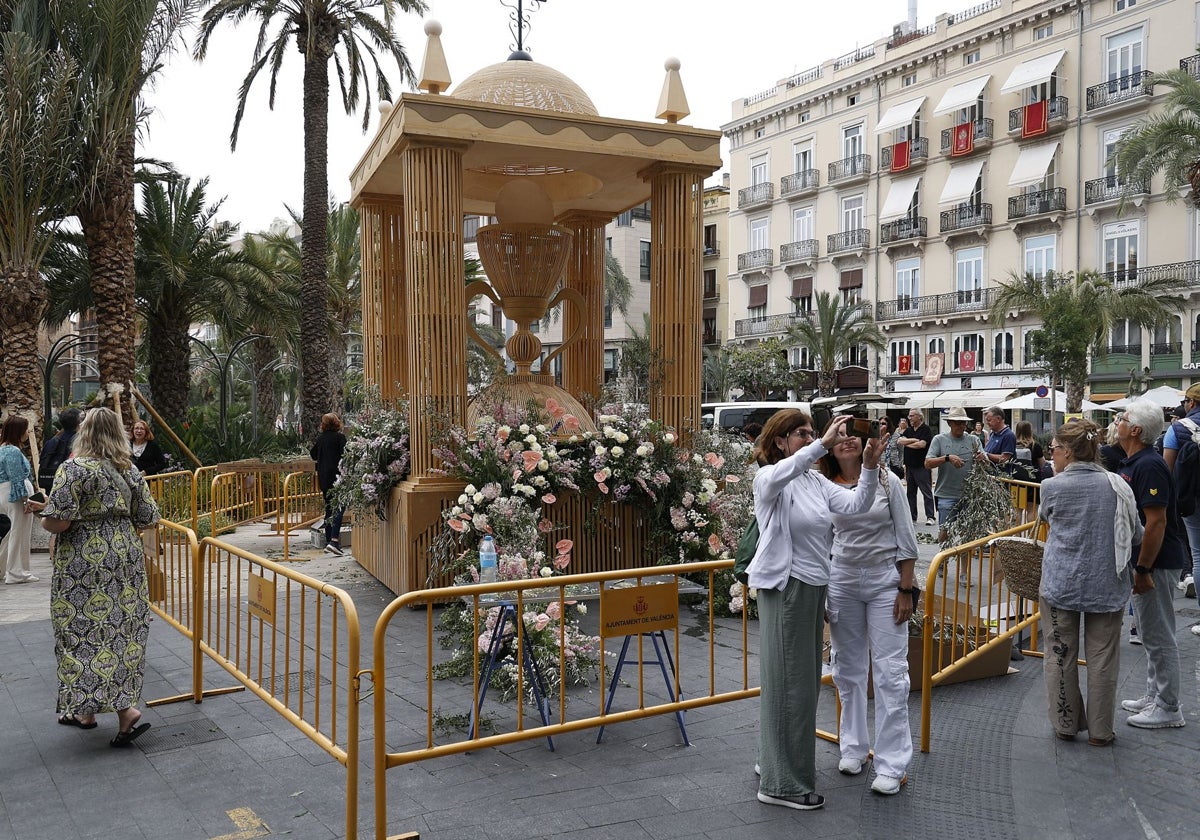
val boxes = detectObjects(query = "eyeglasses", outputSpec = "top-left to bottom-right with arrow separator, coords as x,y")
1047,444 -> 1061,453
788,428 -> 815,440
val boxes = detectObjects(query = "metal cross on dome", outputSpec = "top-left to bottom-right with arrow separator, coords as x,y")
501,0 -> 547,56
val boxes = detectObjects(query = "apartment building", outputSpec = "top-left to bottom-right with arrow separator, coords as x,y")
703,176 -> 732,352
723,0 -> 1200,408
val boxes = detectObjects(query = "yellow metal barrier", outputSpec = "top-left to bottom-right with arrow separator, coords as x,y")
198,536 -> 362,840
918,519 -> 1042,752
194,465 -> 218,533
370,561 -> 756,840
279,470 -> 323,559
145,470 -> 196,527
997,475 -> 1043,522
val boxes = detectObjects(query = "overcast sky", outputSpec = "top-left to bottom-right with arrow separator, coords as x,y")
141,0 -> 981,233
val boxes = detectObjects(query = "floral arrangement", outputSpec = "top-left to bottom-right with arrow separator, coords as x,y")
330,392 -> 410,520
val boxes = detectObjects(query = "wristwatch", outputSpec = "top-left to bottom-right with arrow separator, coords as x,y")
1134,565 -> 1152,575
897,586 -> 918,596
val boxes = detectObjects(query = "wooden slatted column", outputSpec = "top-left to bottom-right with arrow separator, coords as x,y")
356,195 -> 407,401
558,211 -> 609,402
647,165 -> 705,436
401,142 -> 468,478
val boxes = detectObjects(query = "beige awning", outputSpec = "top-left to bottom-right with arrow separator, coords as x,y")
1000,50 -> 1066,94
1008,141 -> 1060,188
880,175 -> 923,222
933,75 -> 991,116
874,96 -> 926,135
939,159 -> 986,205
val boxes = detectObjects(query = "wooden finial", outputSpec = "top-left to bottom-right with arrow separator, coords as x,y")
418,20 -> 451,95
656,57 -> 690,124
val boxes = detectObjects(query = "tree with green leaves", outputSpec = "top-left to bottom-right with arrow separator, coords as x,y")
0,13 -> 88,429
785,291 -> 887,397
989,270 -> 1186,411
195,0 -> 426,437
702,345 -> 733,402
1115,67 -> 1200,207
728,338 -> 792,401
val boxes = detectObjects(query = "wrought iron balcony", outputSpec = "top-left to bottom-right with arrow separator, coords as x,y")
738,182 -> 774,209
734,313 -> 796,339
1084,175 -> 1149,205
939,119 -> 994,154
1151,341 -> 1182,355
940,203 -> 992,233
737,248 -> 773,272
702,329 -> 722,345
1183,54 -> 1200,79
828,154 -> 872,184
780,169 -> 820,198
1106,344 -> 1141,356
703,242 -> 721,258
780,240 -> 819,263
828,228 -> 870,254
1008,187 -> 1067,220
879,217 -> 927,245
876,287 -> 995,322
1086,71 -> 1153,111
880,138 -> 929,171
1099,259 -> 1200,289
1007,97 -> 1068,134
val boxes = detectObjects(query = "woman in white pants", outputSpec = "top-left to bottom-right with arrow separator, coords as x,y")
0,414 -> 40,584
821,432 -> 918,795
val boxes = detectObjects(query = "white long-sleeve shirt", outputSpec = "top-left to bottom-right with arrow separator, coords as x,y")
747,439 -> 879,591
830,471 -> 919,568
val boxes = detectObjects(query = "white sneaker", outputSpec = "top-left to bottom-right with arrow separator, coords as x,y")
838,757 -> 866,776
1128,628 -> 1142,645
756,791 -> 824,810
754,763 -> 760,776
1120,695 -> 1155,713
4,575 -> 38,585
1191,624 -> 1200,636
871,773 -> 907,795
1126,705 -> 1186,729
1176,574 -> 1194,591
925,517 -> 936,526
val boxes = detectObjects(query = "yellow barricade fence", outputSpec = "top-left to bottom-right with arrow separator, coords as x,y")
198,536 -> 363,840
997,475 -> 1043,522
918,518 -> 1042,753
145,470 -> 196,527
369,561 -> 757,840
279,470 -> 323,559
194,465 -> 218,533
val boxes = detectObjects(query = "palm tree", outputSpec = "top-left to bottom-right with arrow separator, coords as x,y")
52,0 -> 197,422
1115,68 -> 1200,206
702,346 -> 733,402
0,18 -> 87,431
194,0 -> 427,437
785,291 -> 887,397
989,270 -> 1186,411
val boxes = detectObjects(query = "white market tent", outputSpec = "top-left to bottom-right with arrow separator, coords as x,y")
1103,385 -> 1184,409
996,390 -> 1110,412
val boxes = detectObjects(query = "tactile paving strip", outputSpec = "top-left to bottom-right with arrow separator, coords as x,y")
135,719 -> 229,754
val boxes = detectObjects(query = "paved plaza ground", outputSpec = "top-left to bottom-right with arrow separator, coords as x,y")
1,521 -> 1197,839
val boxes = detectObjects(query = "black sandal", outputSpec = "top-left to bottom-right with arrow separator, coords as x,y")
110,721 -> 151,748
58,714 -> 98,730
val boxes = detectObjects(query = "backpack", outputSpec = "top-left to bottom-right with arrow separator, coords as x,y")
733,517 -> 759,585
1173,418 -> 1200,517
38,431 -> 73,493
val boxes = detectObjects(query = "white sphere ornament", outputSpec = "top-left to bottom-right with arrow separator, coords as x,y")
424,19 -> 442,36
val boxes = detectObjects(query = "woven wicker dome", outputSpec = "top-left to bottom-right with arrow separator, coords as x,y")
452,59 -> 598,115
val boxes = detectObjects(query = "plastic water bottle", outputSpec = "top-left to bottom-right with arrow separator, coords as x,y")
479,536 -> 498,584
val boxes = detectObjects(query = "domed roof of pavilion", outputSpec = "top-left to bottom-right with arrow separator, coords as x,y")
452,57 -> 599,116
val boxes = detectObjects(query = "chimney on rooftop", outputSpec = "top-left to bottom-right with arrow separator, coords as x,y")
908,0 -> 917,31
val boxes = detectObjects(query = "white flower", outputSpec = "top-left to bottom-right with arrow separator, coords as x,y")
616,432 -> 629,444
664,432 -> 676,443
525,434 -> 538,444
595,445 -> 607,457
450,506 -> 463,515
748,587 -> 758,600
531,476 -> 548,488
729,581 -> 744,598
473,492 -> 485,504
569,435 -> 579,443
701,478 -> 718,495
636,445 -> 650,457
611,446 -> 624,457
457,494 -> 469,505
576,604 -> 587,615
538,459 -> 549,471
539,566 -> 554,578
465,484 -> 477,495
693,454 -> 703,464
519,424 -> 530,434
536,424 -> 547,433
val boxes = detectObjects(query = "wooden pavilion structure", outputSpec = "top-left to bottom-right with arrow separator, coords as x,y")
348,23 -> 721,594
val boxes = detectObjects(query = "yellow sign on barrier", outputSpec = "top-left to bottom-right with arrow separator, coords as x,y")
248,573 -> 276,625
600,581 -> 679,638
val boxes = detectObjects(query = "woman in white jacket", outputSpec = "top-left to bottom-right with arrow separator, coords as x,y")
747,410 -> 884,812
822,434 -> 918,796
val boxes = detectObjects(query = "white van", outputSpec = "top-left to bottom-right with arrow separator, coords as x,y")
700,402 -> 811,434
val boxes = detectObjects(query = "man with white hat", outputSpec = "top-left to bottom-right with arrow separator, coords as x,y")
926,408 -> 984,543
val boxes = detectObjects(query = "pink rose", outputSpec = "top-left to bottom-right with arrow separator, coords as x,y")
708,533 -> 723,553
534,613 -> 551,632
704,452 -> 725,469
562,415 -> 580,433
545,601 -> 561,620
541,493 -> 556,505
545,398 -> 565,420
522,451 -> 541,472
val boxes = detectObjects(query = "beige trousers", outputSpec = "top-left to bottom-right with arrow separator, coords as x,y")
1039,599 -> 1123,741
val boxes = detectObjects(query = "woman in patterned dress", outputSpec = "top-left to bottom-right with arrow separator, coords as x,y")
40,408 -> 160,747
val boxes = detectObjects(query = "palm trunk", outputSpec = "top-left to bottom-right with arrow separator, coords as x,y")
818,370 -> 836,398
299,52 -> 332,437
78,135 -> 137,426
1065,379 -> 1086,414
145,311 -> 191,426
328,328 -> 347,413
0,265 -> 47,437
252,336 -> 279,435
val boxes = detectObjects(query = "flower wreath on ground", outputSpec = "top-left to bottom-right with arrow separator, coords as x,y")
329,389 -> 411,521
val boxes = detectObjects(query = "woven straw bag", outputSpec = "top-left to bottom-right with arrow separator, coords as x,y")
990,519 -> 1044,600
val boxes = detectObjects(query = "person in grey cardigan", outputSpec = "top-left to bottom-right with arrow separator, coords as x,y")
1039,420 -> 1142,745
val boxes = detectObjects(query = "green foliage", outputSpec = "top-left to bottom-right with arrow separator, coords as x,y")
1115,68 -> 1200,206
785,291 -> 887,397
945,460 -> 1015,548
728,337 -> 792,400
702,346 -> 734,402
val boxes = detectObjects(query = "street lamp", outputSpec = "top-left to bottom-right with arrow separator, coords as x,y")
37,334 -> 89,425
187,334 -> 265,442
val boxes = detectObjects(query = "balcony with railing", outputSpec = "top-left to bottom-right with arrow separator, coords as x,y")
1008,187 -> 1067,220
1100,258 -> 1200,289
703,242 -> 721,259
939,118 -> 994,154
1084,174 -> 1149,206
876,287 -> 995,322
630,204 -> 652,221
1151,341 -> 1182,356
880,216 -> 927,245
880,138 -> 929,171
940,203 -> 992,234
737,248 -> 773,272
1183,54 -> 1200,79
828,228 -> 870,254
780,169 -> 819,198
828,154 -> 872,184
1086,71 -> 1153,112
702,329 -> 722,345
1007,97 -> 1069,135
702,281 -> 720,301
734,312 -> 796,339
780,240 -> 819,264
738,182 -> 774,210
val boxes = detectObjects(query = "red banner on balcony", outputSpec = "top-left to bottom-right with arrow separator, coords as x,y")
890,140 -> 911,172
1022,100 -> 1048,138
898,354 -> 913,376
951,121 -> 975,156
959,350 -> 977,372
